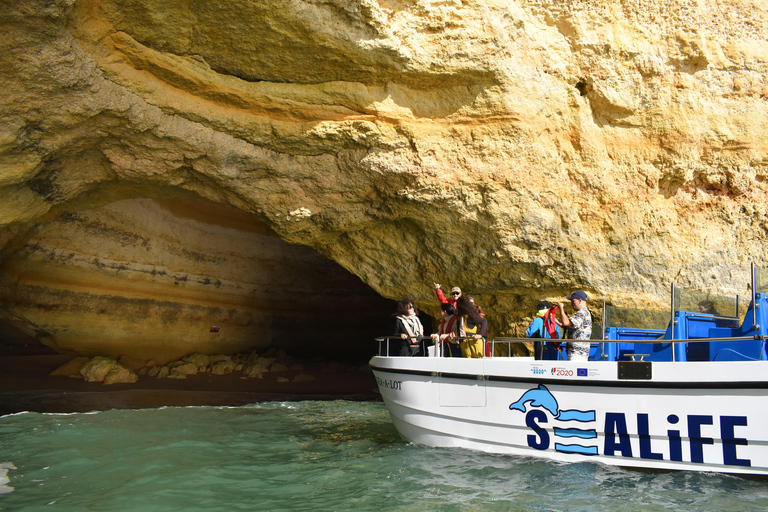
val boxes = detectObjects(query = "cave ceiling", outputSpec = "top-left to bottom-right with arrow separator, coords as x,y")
0,0 -> 767,358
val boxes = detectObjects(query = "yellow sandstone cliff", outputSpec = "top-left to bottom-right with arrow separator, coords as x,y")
0,0 -> 766,361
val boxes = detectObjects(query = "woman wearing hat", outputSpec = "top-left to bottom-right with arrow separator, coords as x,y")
557,290 -> 592,361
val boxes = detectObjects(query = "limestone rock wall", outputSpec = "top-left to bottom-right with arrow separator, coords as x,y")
1,0 -> 767,356
0,197 -> 395,362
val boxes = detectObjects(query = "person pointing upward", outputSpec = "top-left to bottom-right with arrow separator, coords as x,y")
434,282 -> 461,306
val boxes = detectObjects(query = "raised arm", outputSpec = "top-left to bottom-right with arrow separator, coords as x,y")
434,282 -> 449,304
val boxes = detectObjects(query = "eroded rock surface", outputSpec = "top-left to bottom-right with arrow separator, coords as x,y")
79,356 -> 138,384
0,197 -> 394,362
1,0 -> 767,358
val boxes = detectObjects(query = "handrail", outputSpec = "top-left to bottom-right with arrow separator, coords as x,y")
374,335 -> 486,357
374,334 -> 765,359
374,335 -> 431,357
376,334 -> 765,345
682,313 -> 739,321
374,335 -> 482,342
490,335 -> 763,344
611,329 -> 665,333
374,335 -> 431,341
491,337 -> 555,342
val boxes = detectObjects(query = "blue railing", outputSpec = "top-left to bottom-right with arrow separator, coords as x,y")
598,263 -> 768,362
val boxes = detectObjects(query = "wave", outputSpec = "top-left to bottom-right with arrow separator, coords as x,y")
0,462 -> 16,494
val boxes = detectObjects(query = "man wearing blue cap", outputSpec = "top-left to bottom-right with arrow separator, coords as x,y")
557,290 -> 592,361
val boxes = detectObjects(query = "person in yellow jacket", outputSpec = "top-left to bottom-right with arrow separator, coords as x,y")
455,295 -> 487,358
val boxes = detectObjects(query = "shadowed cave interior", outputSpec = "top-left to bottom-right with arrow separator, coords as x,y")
0,190 -> 404,367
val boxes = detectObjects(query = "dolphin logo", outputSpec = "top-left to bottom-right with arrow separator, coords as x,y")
509,384 -> 559,417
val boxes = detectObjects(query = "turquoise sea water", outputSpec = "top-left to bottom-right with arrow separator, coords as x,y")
1,401 -> 767,512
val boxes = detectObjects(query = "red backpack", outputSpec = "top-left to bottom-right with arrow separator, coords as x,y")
543,306 -> 560,346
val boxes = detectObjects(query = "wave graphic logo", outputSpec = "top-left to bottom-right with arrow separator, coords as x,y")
509,384 -> 598,455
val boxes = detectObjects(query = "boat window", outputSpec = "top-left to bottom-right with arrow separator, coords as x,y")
757,265 -> 768,295
673,287 -> 743,320
604,304 -> 668,330
590,316 -> 603,340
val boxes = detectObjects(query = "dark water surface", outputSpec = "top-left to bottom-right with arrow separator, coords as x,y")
1,401 -> 766,511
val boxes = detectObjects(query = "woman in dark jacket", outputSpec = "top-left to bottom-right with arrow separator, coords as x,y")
390,297 -> 425,356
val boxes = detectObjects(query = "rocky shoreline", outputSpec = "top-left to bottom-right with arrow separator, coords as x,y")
0,352 -> 379,416
49,349 -> 330,385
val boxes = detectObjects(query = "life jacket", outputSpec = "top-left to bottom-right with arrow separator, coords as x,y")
460,315 -> 479,337
397,315 -> 422,346
439,315 -> 457,336
543,306 -> 559,339
543,306 -> 560,348
460,315 -> 490,357
437,315 -> 461,357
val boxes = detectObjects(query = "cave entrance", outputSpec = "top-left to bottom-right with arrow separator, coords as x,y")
0,196 -> 396,364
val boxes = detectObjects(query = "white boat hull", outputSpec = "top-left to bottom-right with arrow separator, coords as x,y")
370,356 -> 768,475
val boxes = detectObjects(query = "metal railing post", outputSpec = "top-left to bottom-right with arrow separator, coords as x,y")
601,300 -> 607,360
602,300 -> 606,341
671,282 -> 676,361
753,262 -> 759,332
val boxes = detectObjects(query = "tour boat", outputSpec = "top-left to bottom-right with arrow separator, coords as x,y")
369,264 -> 768,475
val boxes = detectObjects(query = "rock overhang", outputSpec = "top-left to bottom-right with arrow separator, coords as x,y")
0,0 -> 767,359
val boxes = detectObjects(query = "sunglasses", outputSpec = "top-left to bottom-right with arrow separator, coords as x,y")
406,304 -> 414,309
451,292 -> 460,296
